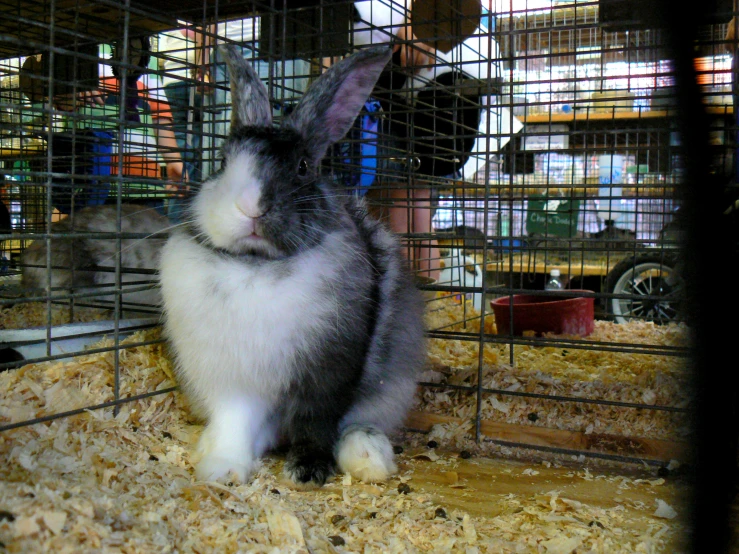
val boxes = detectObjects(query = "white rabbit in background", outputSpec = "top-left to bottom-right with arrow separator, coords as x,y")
438,248 -> 485,311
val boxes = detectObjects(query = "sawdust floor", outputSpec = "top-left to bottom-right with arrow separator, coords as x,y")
396,447 -> 688,523
0,421 -> 692,553
0,318 -> 694,552
264,446 -> 692,552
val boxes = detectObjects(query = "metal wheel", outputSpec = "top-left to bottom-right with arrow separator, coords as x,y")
605,254 -> 682,325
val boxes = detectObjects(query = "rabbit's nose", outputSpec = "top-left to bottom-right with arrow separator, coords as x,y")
235,197 -> 266,219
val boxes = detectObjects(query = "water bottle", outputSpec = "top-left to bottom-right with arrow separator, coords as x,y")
546,269 -> 563,291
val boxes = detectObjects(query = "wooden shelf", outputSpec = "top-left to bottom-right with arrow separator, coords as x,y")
437,244 -> 626,278
484,253 -> 621,277
0,138 -> 46,159
521,106 -> 733,124
435,185 -> 675,199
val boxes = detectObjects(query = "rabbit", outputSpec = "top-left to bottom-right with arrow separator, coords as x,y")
21,204 -> 169,312
158,45 -> 427,488
438,248 -> 485,311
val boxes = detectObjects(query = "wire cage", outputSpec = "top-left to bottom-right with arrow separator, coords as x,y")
0,0 -> 736,551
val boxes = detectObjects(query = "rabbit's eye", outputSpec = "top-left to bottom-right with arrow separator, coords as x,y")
297,158 -> 309,177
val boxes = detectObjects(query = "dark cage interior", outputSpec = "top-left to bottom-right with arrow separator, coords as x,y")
0,0 -> 737,552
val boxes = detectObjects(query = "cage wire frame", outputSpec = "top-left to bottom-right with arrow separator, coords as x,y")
0,0 -> 721,477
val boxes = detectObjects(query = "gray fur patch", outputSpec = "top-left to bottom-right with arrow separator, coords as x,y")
285,46 -> 392,160
220,44 -> 273,130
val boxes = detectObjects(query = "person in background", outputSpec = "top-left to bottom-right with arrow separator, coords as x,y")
200,17 -> 311,179
24,41 -> 184,216
49,41 -> 183,217
99,64 -> 183,214
374,23 -> 440,282
343,1 -> 521,283
342,0 -> 440,281
158,25 -> 207,222
322,18 -> 438,281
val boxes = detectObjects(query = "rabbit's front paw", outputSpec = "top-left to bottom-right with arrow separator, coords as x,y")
195,454 -> 255,483
283,445 -> 336,488
336,425 -> 397,483
194,423 -> 256,483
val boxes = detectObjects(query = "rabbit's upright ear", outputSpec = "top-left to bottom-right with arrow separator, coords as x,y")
286,46 -> 392,159
220,45 -> 273,131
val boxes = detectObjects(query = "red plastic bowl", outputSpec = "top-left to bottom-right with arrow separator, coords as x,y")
490,290 -> 595,337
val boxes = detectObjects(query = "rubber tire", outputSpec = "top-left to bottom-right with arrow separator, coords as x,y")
604,252 -> 682,325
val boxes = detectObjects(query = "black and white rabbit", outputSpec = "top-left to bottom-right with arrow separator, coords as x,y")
159,45 -> 426,487
21,204 -> 168,310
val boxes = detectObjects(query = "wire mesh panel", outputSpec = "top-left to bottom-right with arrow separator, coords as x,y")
0,0 -> 700,461
0,0 -> 735,550
410,1 -> 700,472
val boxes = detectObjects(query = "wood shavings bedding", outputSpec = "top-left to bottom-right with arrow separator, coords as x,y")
0,302 -> 111,330
0,330 -> 174,426
415,365 -> 688,443
1,298 -> 691,459
425,297 -> 688,386
420,298 -> 691,448
0,323 -> 689,552
0,447 -> 688,553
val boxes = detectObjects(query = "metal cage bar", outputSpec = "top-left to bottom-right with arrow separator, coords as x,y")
0,0 -> 720,483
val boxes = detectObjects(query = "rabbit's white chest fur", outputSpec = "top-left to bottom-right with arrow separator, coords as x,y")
159,232 -> 341,416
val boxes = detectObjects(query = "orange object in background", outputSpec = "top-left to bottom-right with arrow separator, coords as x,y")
695,56 -> 716,86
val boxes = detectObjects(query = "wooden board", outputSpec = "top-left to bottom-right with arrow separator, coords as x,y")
401,446 -> 689,543
406,411 -> 687,463
0,0 -> 256,58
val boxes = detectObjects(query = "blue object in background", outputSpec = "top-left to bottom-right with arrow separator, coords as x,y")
331,99 -> 382,196
492,238 -> 523,252
480,7 -> 495,32
86,130 -> 114,207
49,130 -> 114,214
